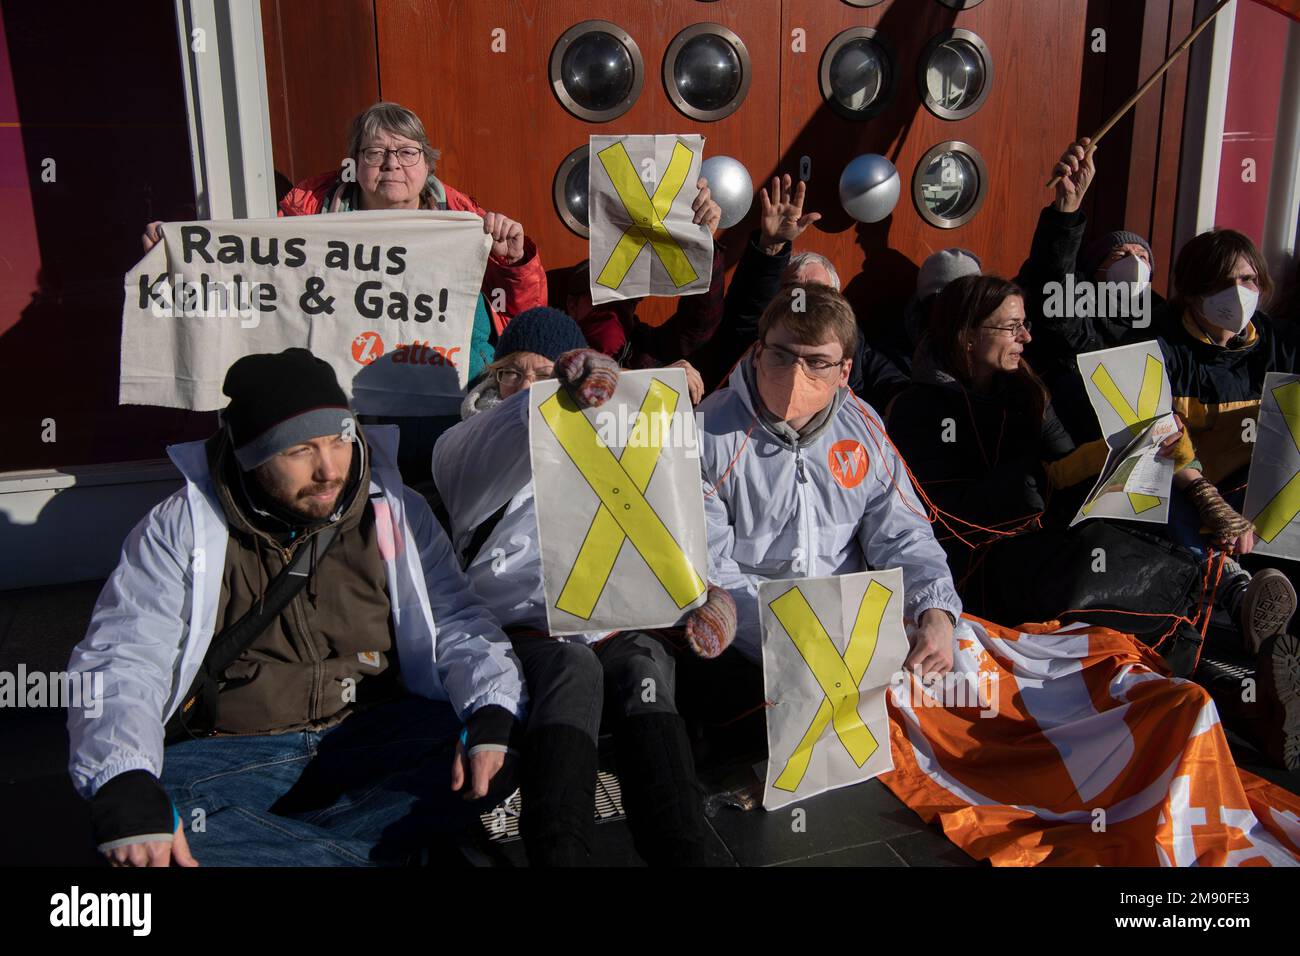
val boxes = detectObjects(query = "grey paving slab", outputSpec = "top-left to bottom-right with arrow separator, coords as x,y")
705,779 -> 927,867
778,841 -> 907,867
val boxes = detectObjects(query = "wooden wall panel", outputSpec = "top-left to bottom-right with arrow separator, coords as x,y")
778,0 -> 1090,337
373,0 -> 783,325
260,0 -> 1194,336
261,0 -> 380,196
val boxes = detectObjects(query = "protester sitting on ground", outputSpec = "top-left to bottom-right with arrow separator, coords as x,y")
700,175 -> 910,409
1015,137 -> 1160,442
433,306 -> 735,866
66,348 -> 526,867
885,275 -> 1116,584
693,284 -> 962,737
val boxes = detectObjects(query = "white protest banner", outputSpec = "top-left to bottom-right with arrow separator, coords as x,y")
1073,341 -> 1174,525
760,569 -> 908,811
587,134 -> 713,305
1243,372 -> 1300,561
529,367 -> 709,635
121,210 -> 490,415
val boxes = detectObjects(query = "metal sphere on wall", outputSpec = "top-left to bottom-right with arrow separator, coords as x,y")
838,154 -> 901,223
700,155 -> 753,228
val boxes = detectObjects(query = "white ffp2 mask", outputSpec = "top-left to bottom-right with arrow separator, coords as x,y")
1200,284 -> 1259,333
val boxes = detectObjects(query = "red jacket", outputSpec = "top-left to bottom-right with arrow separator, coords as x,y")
278,170 -> 546,336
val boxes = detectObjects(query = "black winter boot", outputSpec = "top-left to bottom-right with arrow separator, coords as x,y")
615,712 -> 715,866
519,724 -> 598,866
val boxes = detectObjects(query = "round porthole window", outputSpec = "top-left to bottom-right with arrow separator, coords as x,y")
912,142 -> 988,228
919,29 -> 992,120
550,20 -> 644,122
841,0 -> 886,6
553,145 -> 591,237
936,0 -> 985,9
664,23 -> 752,121
819,28 -> 895,121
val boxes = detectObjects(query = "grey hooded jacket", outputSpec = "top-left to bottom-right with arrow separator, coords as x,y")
698,357 -> 963,662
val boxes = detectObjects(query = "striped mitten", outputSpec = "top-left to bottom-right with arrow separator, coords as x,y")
686,586 -> 738,659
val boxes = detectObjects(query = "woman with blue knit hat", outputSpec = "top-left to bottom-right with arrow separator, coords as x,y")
435,306 -> 735,866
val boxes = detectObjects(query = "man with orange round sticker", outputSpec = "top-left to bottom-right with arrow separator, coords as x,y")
690,283 -> 962,726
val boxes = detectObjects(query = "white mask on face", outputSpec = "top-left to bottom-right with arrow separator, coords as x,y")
1200,284 -> 1260,333
1106,254 -> 1151,292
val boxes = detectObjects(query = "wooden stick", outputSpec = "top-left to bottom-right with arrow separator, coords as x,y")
1046,0 -> 1235,189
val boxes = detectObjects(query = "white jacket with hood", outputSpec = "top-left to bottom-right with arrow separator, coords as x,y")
66,425 -> 526,799
699,358 -> 963,662
432,379 -> 608,645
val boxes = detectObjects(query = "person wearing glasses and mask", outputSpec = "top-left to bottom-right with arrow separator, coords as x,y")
691,284 -> 962,746
433,306 -> 735,867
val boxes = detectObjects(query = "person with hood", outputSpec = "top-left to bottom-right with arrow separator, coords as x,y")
67,348 -> 525,866
433,307 -> 736,866
694,174 -> 909,410
697,283 -> 962,707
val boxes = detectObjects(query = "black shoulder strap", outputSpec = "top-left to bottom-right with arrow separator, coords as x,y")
460,502 -> 510,569
165,524 -> 340,742
204,524 -> 340,677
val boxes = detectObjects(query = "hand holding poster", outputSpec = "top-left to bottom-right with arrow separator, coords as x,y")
1072,341 -> 1175,525
588,134 -> 713,305
761,569 -> 908,811
120,210 -> 490,415
528,367 -> 709,634
1243,372 -> 1300,560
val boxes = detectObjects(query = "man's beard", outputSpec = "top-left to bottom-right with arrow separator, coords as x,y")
289,479 -> 345,519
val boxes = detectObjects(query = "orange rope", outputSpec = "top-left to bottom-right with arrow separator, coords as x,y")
703,417 -> 757,500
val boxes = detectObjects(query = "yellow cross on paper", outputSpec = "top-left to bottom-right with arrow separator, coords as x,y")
1089,353 -> 1166,514
537,380 -> 706,620
594,139 -> 700,292
771,579 -> 893,793
1251,381 -> 1300,542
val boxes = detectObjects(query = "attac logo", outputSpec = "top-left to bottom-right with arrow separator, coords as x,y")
352,331 -> 384,365
828,439 -> 868,489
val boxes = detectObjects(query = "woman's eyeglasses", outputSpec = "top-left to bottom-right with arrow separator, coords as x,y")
494,366 -> 554,388
359,146 -> 424,168
980,319 -> 1032,337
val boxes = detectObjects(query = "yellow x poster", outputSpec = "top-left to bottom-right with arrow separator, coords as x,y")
760,569 -> 908,811
1243,372 -> 1300,560
1072,341 -> 1175,527
587,134 -> 714,305
528,367 -> 709,635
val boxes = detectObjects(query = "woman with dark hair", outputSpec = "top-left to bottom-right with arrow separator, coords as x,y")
886,274 -> 1114,578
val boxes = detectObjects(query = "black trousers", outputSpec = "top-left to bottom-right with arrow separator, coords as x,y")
508,631 -> 714,865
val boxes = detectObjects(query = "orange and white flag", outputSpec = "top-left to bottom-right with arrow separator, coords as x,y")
881,616 -> 1300,866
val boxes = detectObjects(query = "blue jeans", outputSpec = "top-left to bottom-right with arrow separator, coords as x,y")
161,696 -> 484,866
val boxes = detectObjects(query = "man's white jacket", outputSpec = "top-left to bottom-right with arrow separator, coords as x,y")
432,388 -> 607,645
699,360 -> 963,662
66,425 -> 526,799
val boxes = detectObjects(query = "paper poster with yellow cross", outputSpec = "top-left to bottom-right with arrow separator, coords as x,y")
587,134 -> 713,305
1072,341 -> 1175,526
760,569 -> 908,811
528,367 -> 710,635
1243,373 -> 1300,561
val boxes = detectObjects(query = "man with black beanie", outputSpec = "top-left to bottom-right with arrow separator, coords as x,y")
67,348 -> 526,866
